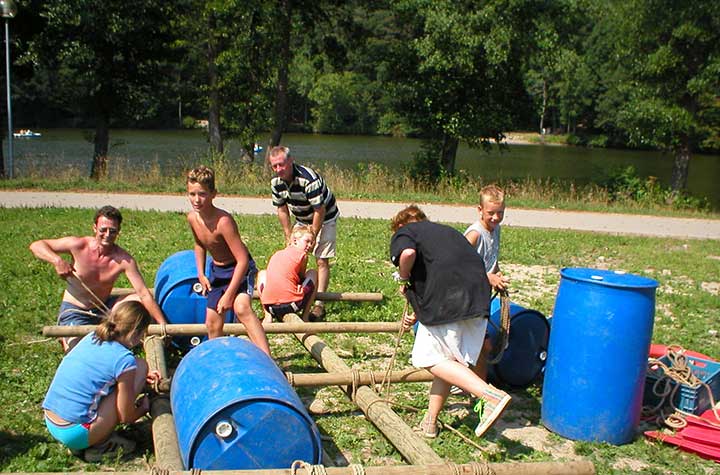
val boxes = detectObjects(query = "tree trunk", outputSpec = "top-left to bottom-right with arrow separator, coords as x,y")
670,136 -> 691,192
207,14 -> 223,156
269,0 -> 291,152
440,135 -> 459,176
90,114 -> 110,180
539,78 -> 547,135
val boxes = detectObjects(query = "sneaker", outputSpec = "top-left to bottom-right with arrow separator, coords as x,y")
83,433 -> 136,462
309,304 -> 326,322
414,413 -> 439,439
450,385 -> 467,396
473,385 -> 511,437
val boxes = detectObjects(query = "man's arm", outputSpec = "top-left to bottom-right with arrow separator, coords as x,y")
276,204 -> 293,243
310,205 -> 326,239
29,236 -> 82,279
124,257 -> 168,324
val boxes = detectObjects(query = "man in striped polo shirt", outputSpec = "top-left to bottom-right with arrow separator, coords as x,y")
269,146 -> 339,321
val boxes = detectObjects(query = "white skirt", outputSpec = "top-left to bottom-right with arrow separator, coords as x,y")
411,317 -> 488,368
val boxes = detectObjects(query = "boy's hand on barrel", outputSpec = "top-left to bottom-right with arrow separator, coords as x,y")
198,275 -> 211,295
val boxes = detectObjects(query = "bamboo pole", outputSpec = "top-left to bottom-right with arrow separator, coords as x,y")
143,336 -> 184,471
281,313 -> 443,466
110,287 -> 383,302
43,321 -> 402,337
2,460 -> 596,474
153,367 -> 434,393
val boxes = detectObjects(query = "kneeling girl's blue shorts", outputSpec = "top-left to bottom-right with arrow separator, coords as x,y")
45,415 -> 91,450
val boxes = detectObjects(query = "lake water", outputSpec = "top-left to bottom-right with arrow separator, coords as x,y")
11,128 -> 720,209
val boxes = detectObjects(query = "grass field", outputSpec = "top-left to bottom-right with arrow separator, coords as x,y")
0,207 -> 718,474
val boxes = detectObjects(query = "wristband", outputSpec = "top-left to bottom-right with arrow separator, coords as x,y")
392,271 -> 411,286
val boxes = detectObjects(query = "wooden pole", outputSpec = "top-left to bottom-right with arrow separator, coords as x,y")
153,367 -> 434,393
1,460 -> 596,474
43,321 -> 402,337
143,336 -> 184,471
281,313 -> 443,466
111,287 -> 383,302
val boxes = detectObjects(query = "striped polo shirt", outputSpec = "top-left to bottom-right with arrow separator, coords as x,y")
271,164 -> 339,224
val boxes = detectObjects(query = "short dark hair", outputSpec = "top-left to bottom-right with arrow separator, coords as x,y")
94,205 -> 123,226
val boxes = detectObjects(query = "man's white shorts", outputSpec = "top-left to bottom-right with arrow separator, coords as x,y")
309,219 -> 336,259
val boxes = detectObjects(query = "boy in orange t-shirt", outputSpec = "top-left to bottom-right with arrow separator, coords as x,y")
257,225 -> 319,323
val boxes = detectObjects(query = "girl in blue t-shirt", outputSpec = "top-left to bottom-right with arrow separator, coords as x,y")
43,301 -> 160,461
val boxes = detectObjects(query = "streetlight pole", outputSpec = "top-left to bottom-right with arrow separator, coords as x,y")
1,0 -> 17,179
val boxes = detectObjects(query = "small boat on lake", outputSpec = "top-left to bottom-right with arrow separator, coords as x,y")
13,129 -> 42,138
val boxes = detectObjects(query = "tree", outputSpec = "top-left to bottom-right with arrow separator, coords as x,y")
28,1 -> 178,179
385,0 -> 536,179
597,0 -> 720,192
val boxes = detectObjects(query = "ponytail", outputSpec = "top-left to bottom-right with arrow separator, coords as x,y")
93,301 -> 152,344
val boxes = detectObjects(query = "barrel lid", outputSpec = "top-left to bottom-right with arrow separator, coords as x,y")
560,267 -> 658,289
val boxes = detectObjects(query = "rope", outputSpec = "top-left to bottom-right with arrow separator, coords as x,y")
349,464 -> 366,475
290,460 -> 328,475
378,300 -> 410,398
149,466 -> 170,475
190,468 -> 202,475
71,270 -> 111,316
642,346 -> 720,429
285,371 -> 295,386
486,290 -> 510,365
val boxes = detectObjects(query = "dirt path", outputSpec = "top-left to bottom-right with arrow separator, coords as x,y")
1,190 -> 719,239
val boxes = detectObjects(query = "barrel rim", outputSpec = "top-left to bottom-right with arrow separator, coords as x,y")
560,267 -> 658,289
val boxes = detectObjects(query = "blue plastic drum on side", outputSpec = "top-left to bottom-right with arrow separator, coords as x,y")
486,299 -> 550,388
154,250 -> 233,348
171,337 -> 322,470
541,268 -> 658,444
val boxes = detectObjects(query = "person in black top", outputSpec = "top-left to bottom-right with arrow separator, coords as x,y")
389,205 -> 511,438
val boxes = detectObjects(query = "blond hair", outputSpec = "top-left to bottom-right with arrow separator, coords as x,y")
269,146 -> 290,161
187,165 -> 216,192
479,184 -> 505,208
391,205 -> 427,233
94,301 -> 152,344
291,224 -> 315,243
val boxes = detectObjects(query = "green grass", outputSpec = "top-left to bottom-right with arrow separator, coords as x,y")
0,207 -> 719,473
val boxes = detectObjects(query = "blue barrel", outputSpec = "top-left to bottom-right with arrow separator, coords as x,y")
154,250 -> 233,349
487,299 -> 550,388
541,268 -> 658,444
171,337 -> 322,470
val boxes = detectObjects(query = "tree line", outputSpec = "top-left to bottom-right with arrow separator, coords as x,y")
3,0 -> 719,193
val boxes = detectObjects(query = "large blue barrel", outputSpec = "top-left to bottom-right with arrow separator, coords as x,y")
541,268 -> 658,444
171,337 -> 322,470
154,250 -> 233,348
487,299 -> 550,388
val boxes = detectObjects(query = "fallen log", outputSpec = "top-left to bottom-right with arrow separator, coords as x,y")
43,321 -> 402,337
2,459 -> 596,474
144,336 -> 184,471
282,312 -> 443,466
110,287 -> 383,302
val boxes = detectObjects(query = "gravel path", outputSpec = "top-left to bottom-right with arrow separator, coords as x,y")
1,190 -> 718,239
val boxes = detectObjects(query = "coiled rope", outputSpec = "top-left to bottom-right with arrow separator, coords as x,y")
642,345 -> 720,429
486,290 -> 511,365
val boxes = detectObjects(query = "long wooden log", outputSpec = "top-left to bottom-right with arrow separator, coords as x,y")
110,287 -> 383,302
43,321 -> 402,337
282,313 -> 443,466
153,367 -> 434,393
144,336 -> 184,471
2,460 -> 596,474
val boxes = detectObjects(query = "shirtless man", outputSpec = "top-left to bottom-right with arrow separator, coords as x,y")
30,205 -> 167,351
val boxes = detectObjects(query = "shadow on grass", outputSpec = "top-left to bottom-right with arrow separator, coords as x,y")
0,430 -> 55,467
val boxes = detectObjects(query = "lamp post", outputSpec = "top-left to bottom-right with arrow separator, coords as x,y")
1,0 -> 16,179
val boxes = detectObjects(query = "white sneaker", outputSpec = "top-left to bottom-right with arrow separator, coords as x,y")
83,432 -> 136,462
474,385 -> 511,437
